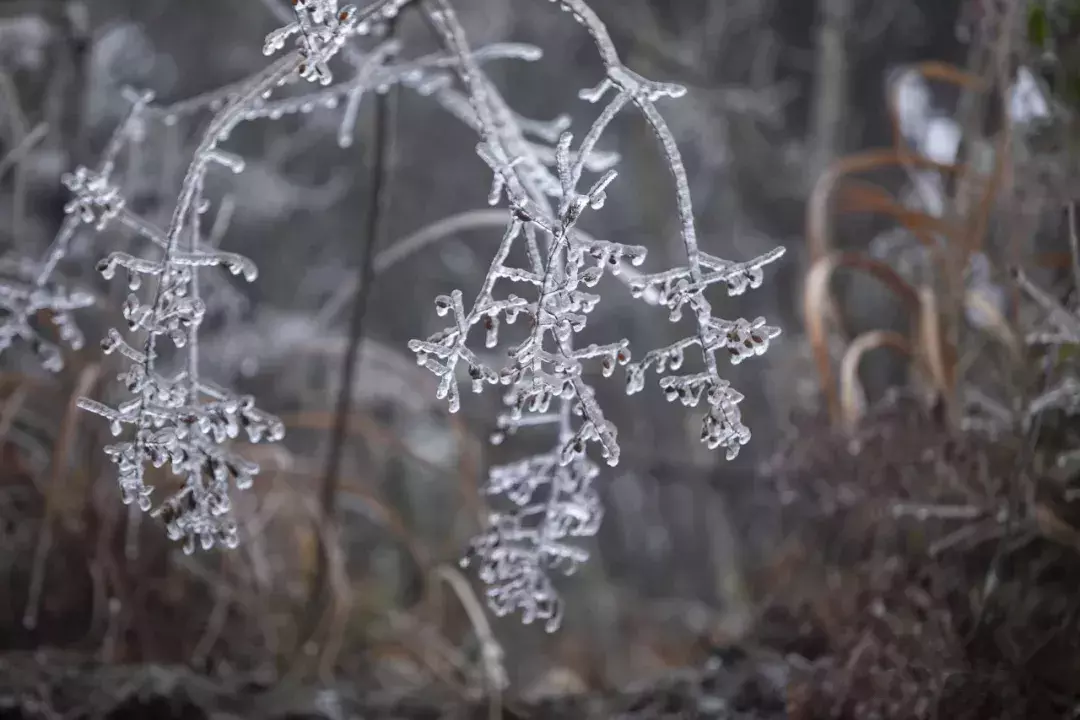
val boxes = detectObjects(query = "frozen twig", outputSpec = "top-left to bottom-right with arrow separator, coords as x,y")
408,0 -> 784,628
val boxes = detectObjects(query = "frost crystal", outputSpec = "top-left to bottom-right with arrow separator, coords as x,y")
263,0 -> 361,85
62,166 -> 126,231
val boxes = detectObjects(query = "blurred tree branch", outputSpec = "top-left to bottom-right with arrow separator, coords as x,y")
808,0 -> 852,183
303,12 -> 402,657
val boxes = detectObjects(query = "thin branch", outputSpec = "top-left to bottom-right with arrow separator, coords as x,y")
305,13 -> 401,649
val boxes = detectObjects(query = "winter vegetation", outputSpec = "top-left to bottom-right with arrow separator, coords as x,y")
1,0 -> 1079,717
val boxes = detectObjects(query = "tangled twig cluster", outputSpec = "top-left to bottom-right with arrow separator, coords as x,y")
1,0 -> 783,629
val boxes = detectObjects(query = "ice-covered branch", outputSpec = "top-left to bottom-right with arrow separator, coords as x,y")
72,24 -> 342,553
0,91 -> 157,370
11,0 -> 787,629
402,0 -> 784,628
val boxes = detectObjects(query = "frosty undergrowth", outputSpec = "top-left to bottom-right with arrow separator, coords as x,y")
0,0 -> 784,631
